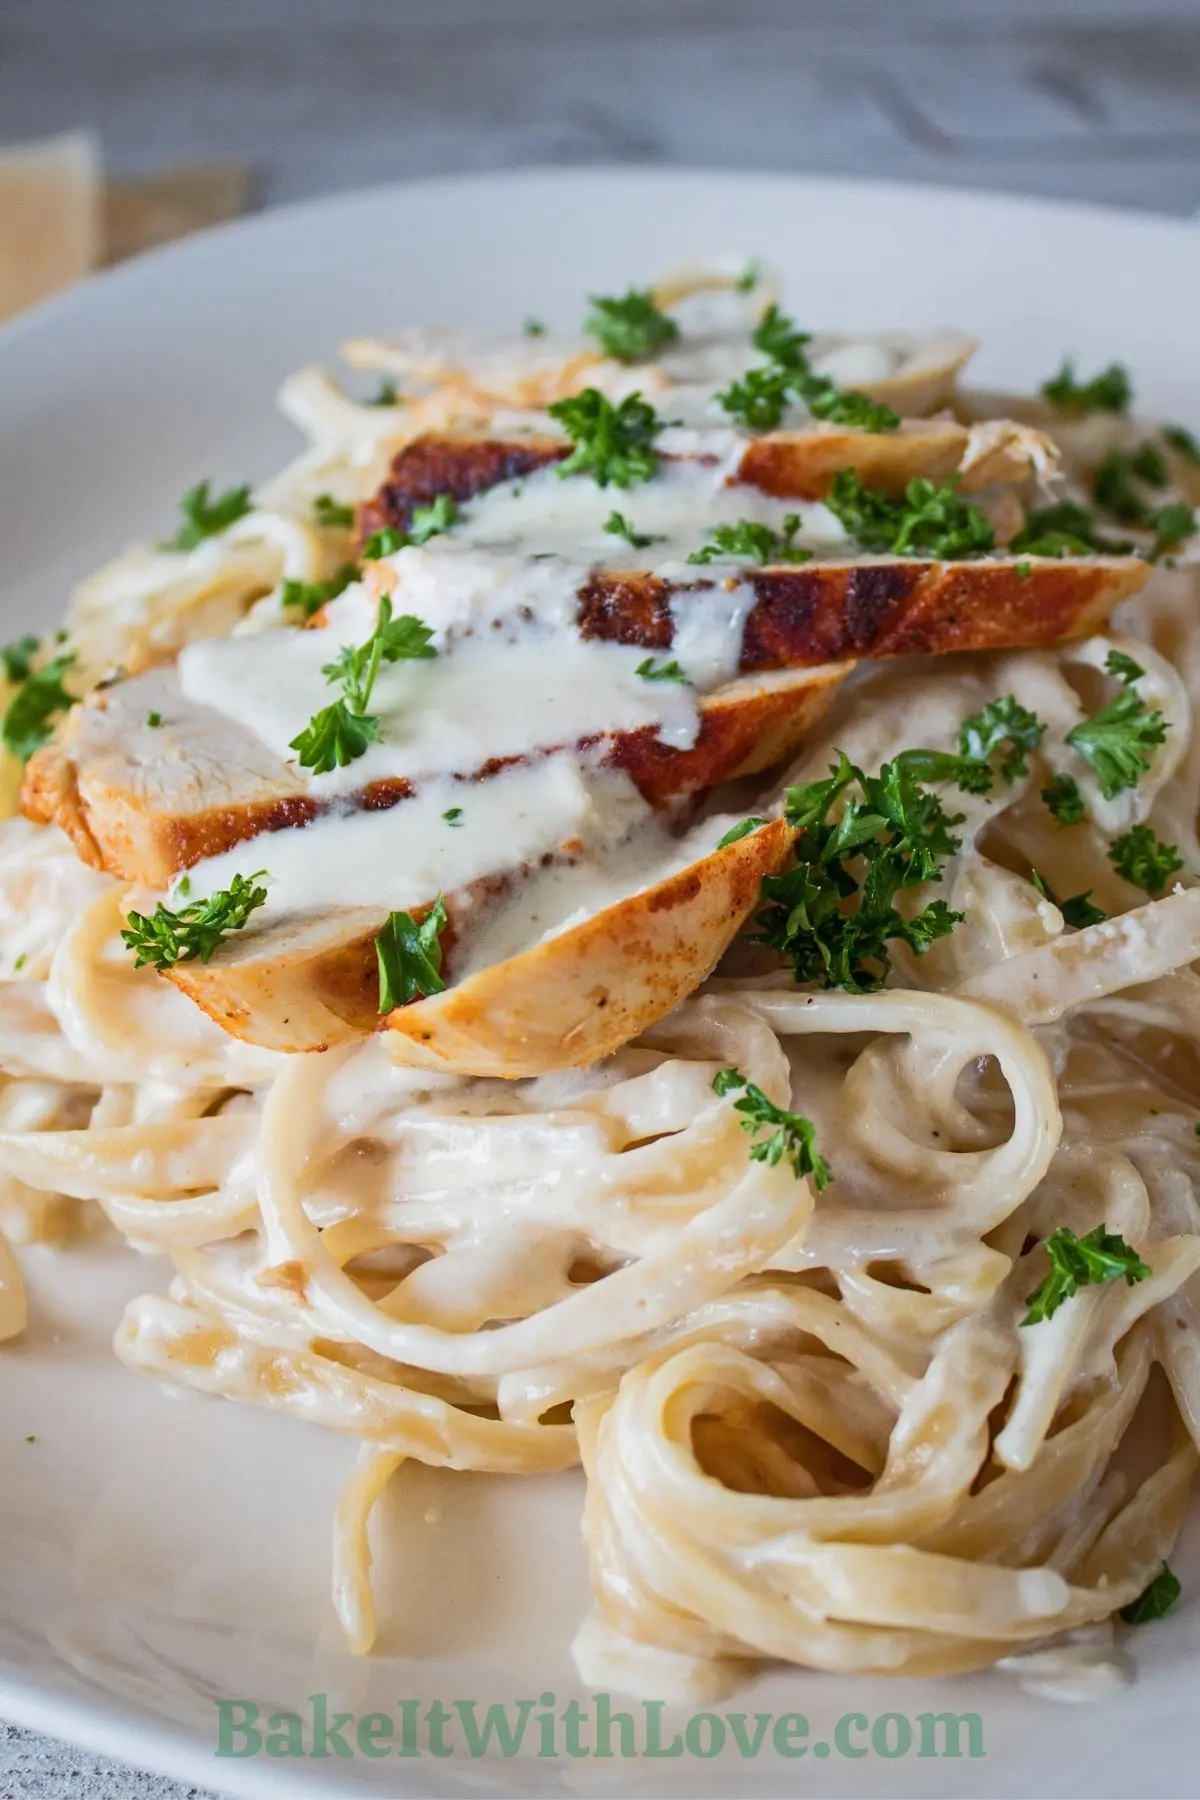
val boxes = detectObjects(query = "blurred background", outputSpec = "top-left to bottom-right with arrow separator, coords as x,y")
3,0 -> 1200,216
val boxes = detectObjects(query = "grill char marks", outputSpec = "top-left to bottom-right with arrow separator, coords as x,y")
357,435 -> 566,539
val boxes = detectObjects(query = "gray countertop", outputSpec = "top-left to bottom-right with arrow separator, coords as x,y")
2,1 -> 1198,1794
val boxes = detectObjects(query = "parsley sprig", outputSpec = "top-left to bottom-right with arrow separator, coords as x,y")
361,494 -> 459,561
2,649 -> 77,761
289,597 -> 437,774
584,288 -> 680,363
1021,1224 -> 1150,1326
717,305 -> 899,434
1065,656 -> 1167,799
121,871 -> 268,970
280,562 -> 359,620
547,389 -> 663,488
1109,824 -> 1184,895
1040,360 -> 1132,416
749,752 -> 965,992
712,1069 -> 830,1190
688,515 -> 812,566
635,657 -> 687,683
376,895 -> 447,1012
1091,447 -> 1196,558
166,481 -> 252,552
824,471 -> 995,560
1,636 -> 39,685
1164,425 -> 1200,466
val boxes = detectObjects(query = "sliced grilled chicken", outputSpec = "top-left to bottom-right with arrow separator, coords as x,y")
168,817 -> 795,1064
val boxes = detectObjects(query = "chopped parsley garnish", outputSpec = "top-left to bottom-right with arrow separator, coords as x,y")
1109,824 -> 1184,895
1106,648 -> 1146,686
443,806 -> 463,826
1164,424 -> 1200,465
376,895 -> 447,1012
1030,870 -> 1105,929
712,1069 -> 830,1190
1093,443 -> 1167,523
1065,682 -> 1168,800
603,510 -> 659,549
635,656 -> 687,683
717,305 -> 899,434
583,288 -> 680,363
367,378 -> 399,407
2,651 -> 77,761
1120,1564 -> 1181,1626
749,751 -> 965,993
280,562 -> 359,619
717,816 -> 769,849
312,493 -> 355,530
289,596 -> 437,774
523,317 -> 547,338
824,471 -> 994,560
1042,772 -> 1086,825
736,261 -> 762,293
146,711 -> 162,728
1,636 -> 39,685
688,514 -> 811,566
1021,1224 -> 1150,1326
1150,501 -> 1196,560
1040,360 -> 1132,416
361,494 -> 459,561
121,871 -> 268,971
1009,500 -> 1132,559
166,480 -> 252,551
957,695 -> 1045,785
547,389 -> 663,488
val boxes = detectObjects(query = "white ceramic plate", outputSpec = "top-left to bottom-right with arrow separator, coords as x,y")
4,169 -> 1200,1800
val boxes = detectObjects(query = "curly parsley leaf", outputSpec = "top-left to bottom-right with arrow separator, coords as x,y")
1164,425 -> 1200,466
718,307 -> 898,433
1106,649 -> 1146,686
121,871 -> 268,971
361,494 -> 459,561
166,480 -> 252,552
1021,1224 -> 1150,1326
749,752 -> 965,993
2,651 -> 77,761
1150,501 -> 1196,560
603,510 -> 659,550
1093,443 -> 1168,523
376,894 -> 447,1012
1066,688 -> 1168,799
1009,500 -> 1134,559
712,1068 -> 830,1190
367,378 -> 400,407
1109,824 -> 1184,895
825,471 -> 995,560
1030,870 -> 1105,929
280,562 -> 359,620
288,700 -> 380,774
312,493 -> 356,530
584,288 -> 680,363
547,388 -> 662,488
1,635 -> 40,686
958,695 -> 1045,785
1120,1564 -> 1181,1626
1042,772 -> 1086,825
688,514 -> 812,566
635,656 -> 687,683
1041,360 -> 1132,417
716,816 -> 769,849
717,363 -> 795,430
